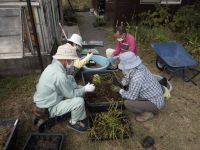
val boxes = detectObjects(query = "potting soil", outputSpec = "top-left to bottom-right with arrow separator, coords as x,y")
85,82 -> 122,103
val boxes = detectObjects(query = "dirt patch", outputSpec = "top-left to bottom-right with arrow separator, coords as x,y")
0,126 -> 11,148
0,49 -> 200,149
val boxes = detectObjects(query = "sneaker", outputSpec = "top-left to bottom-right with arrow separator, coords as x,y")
67,120 -> 88,133
80,118 -> 89,127
136,112 -> 154,122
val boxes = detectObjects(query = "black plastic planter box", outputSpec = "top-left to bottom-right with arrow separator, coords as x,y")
88,113 -> 133,141
0,119 -> 19,150
82,71 -> 125,113
23,133 -> 64,150
85,101 -> 124,113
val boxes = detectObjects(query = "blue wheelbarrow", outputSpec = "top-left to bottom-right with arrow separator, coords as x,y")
151,42 -> 200,85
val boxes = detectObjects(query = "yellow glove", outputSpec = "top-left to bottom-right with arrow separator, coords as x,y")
163,86 -> 171,100
73,53 -> 93,69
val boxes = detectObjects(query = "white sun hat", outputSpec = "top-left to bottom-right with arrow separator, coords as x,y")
118,51 -> 142,70
68,34 -> 83,47
53,43 -> 78,60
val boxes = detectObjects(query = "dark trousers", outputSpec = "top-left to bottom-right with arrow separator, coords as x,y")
124,99 -> 159,115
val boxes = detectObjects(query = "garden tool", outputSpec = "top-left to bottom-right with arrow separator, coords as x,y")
59,22 -> 68,41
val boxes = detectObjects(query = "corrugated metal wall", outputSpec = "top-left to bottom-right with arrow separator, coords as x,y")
0,8 -> 23,59
0,0 -> 62,59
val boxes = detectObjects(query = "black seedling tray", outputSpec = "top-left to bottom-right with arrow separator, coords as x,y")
82,71 -> 125,113
88,113 -> 133,141
86,101 -> 125,113
23,133 -> 64,150
0,119 -> 19,150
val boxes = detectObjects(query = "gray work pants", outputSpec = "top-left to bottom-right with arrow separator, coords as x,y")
124,99 -> 159,115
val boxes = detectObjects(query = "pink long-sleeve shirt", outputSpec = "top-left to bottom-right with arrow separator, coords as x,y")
112,33 -> 137,56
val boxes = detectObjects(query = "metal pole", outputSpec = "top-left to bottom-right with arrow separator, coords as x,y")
26,0 -> 44,72
59,22 -> 68,40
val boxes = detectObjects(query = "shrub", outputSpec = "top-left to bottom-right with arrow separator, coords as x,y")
93,17 -> 107,27
136,26 -> 173,48
139,5 -> 171,27
63,9 -> 78,26
170,4 -> 200,32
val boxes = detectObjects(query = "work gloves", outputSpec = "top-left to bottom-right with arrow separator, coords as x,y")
84,83 -> 95,92
119,89 -> 124,95
111,85 -> 121,92
86,50 -> 93,60
87,52 -> 93,59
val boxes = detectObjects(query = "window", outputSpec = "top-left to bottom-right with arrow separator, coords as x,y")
161,0 -> 182,4
140,0 -> 182,4
140,0 -> 160,4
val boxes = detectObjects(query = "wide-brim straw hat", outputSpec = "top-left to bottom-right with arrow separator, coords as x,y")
53,43 -> 78,60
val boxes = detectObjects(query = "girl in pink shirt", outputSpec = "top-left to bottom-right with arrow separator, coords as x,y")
106,26 -> 137,57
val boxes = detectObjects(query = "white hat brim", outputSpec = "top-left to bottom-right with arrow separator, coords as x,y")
67,38 -> 82,47
53,55 -> 78,60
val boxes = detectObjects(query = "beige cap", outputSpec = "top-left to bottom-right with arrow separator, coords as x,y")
53,43 -> 78,60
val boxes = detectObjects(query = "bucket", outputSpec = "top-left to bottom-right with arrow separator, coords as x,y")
82,55 -> 110,73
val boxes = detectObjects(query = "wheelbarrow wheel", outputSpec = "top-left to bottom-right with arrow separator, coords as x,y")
156,58 -> 165,71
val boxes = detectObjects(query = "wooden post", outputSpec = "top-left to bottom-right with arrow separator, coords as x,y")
26,0 -> 44,72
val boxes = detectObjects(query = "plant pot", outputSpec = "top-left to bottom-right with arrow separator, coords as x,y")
0,119 -> 19,150
88,113 -> 133,141
23,133 -> 64,150
82,71 -> 124,113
